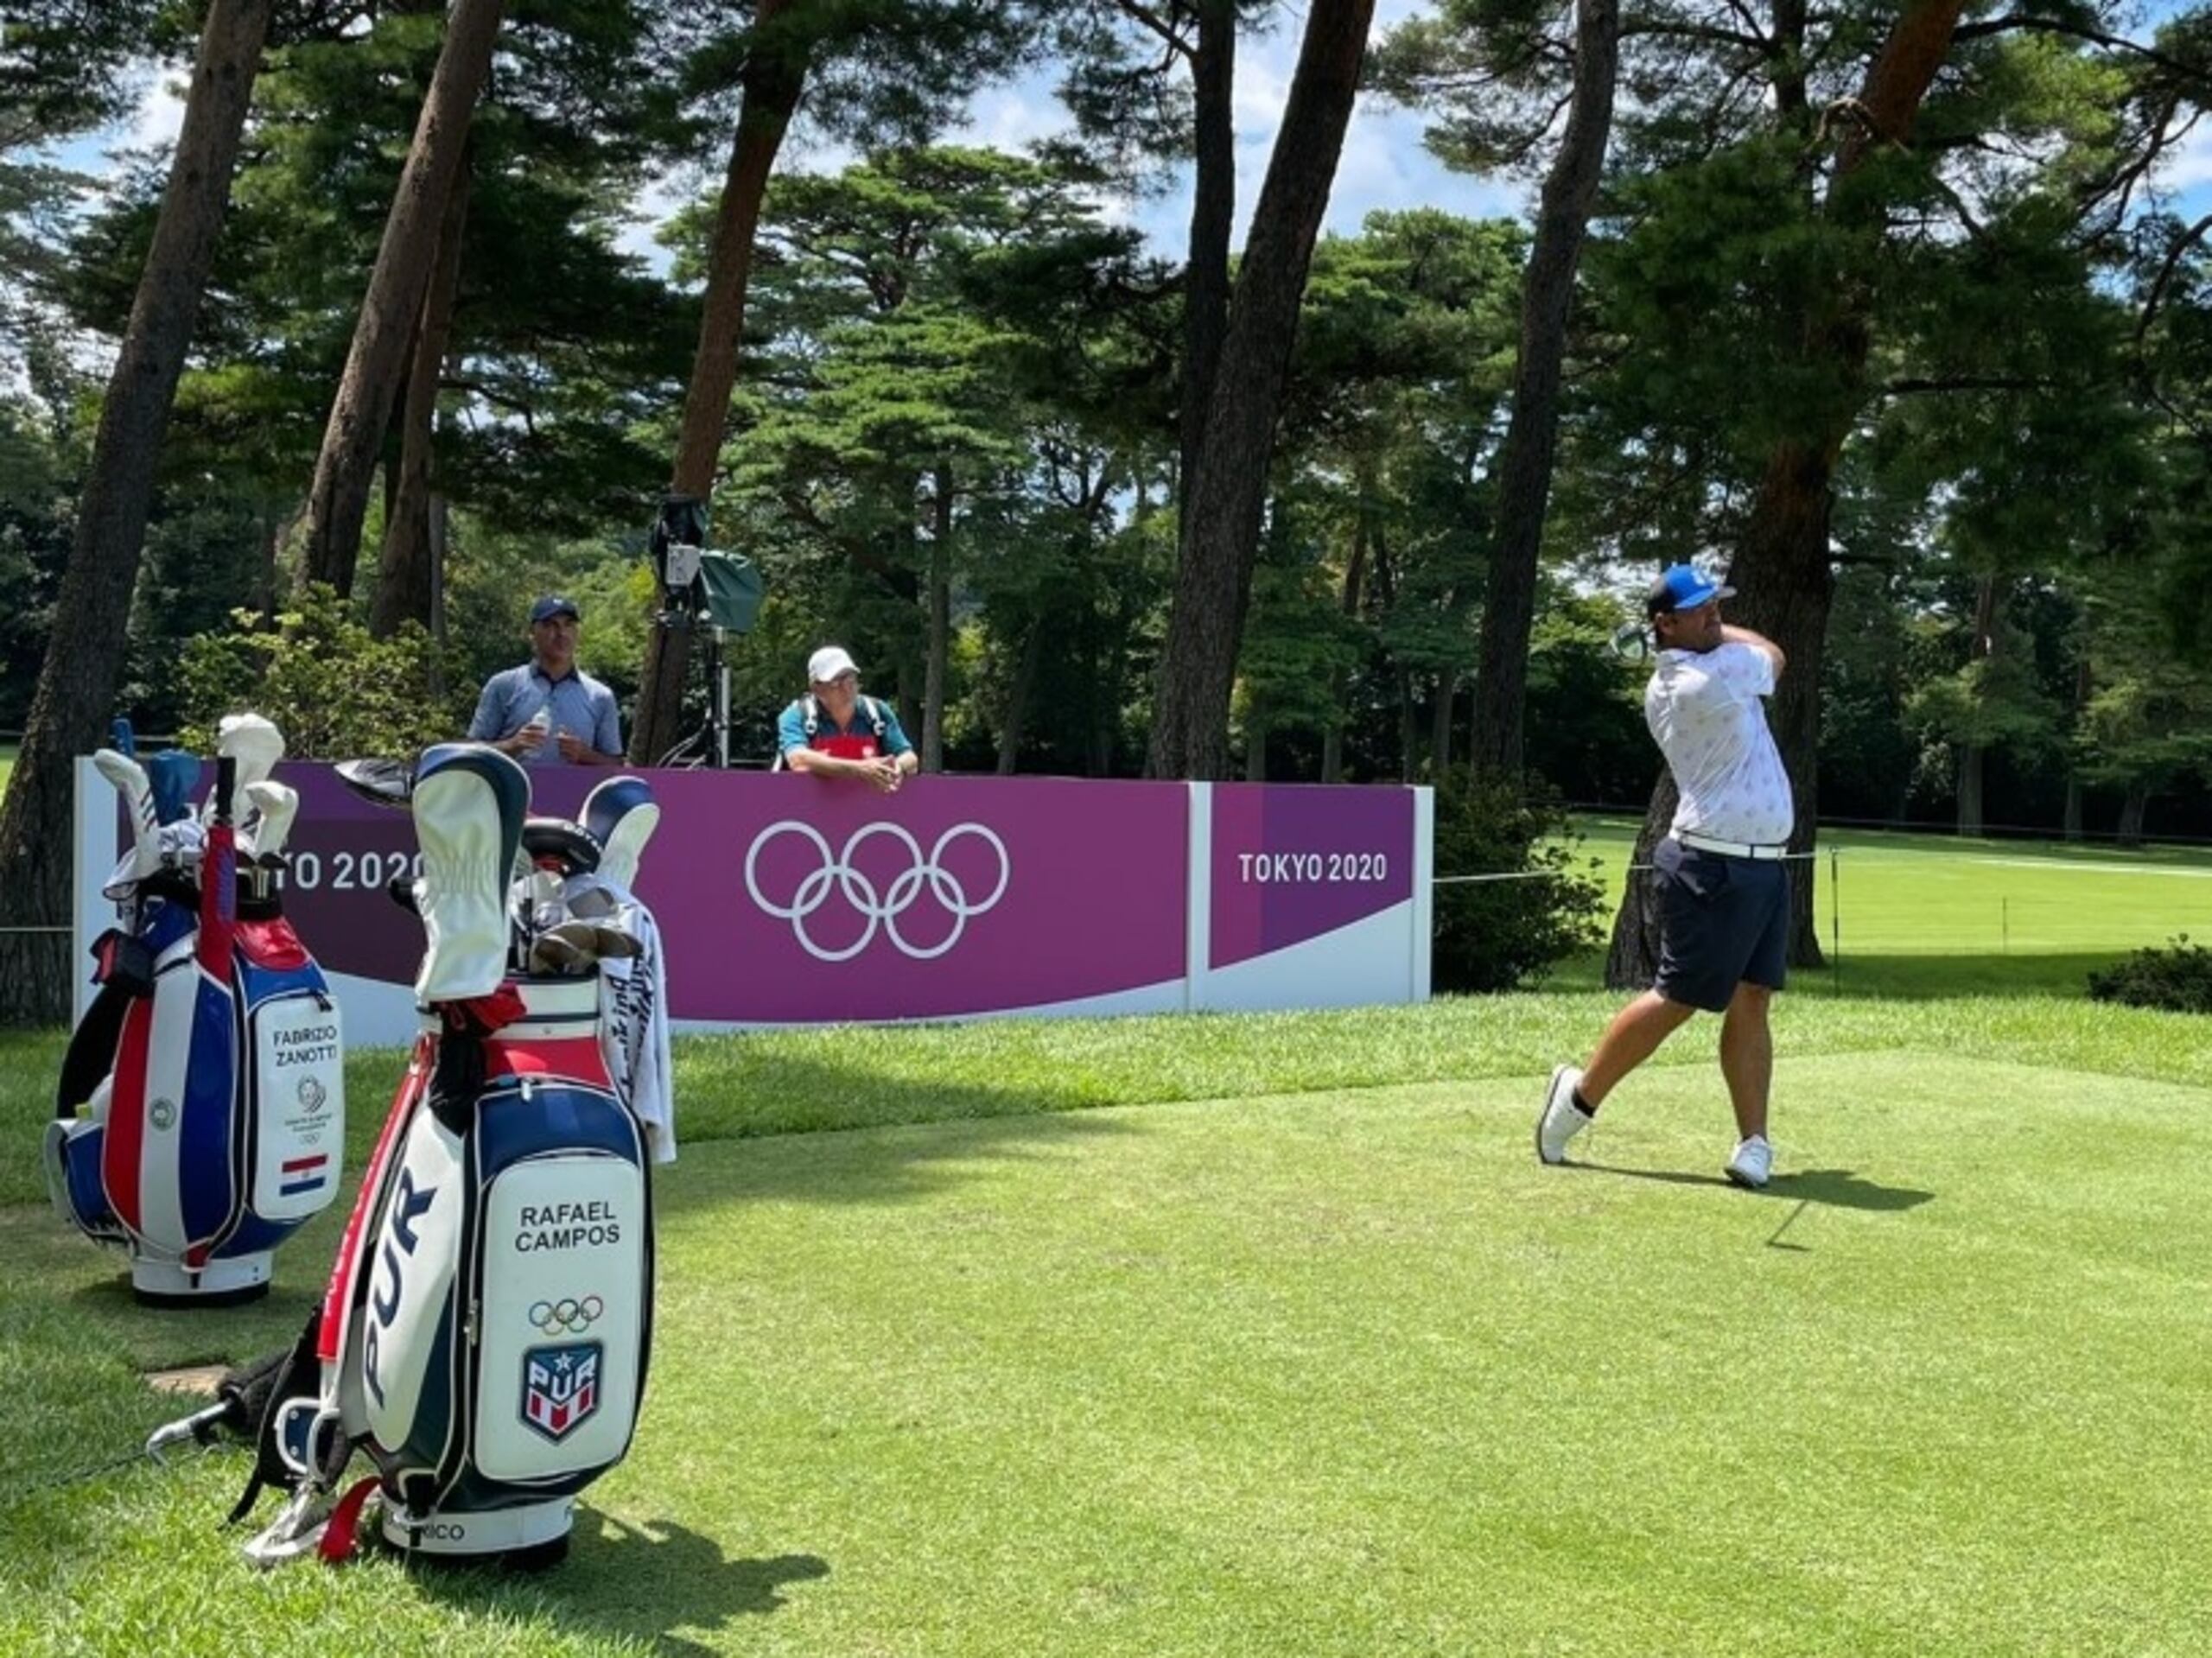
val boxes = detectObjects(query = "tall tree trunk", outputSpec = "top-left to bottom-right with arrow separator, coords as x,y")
372,143 -> 471,638
300,0 -> 504,597
1147,0 -> 1378,778
2062,651 -> 2090,842
1321,505 -> 1369,784
2116,778 -> 2150,847
1430,674 -> 1454,780
1956,739 -> 1986,839
1397,665 -> 1419,785
1179,0 -> 1236,545
1244,710 -> 1268,780
1605,0 -> 1966,988
0,0 -> 270,1025
1092,589 -> 1135,778
1955,571 -> 1999,836
633,0 -> 810,766
997,611 -> 1048,775
923,461 -> 952,772
1468,0 -> 1619,781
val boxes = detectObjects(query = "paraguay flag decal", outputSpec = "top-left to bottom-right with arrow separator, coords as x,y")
278,1153 -> 330,1198
521,1342 -> 601,1444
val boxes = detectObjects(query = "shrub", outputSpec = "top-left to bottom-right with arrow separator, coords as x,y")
1430,778 -> 1606,993
2087,936 -> 2212,1013
178,584 -> 471,759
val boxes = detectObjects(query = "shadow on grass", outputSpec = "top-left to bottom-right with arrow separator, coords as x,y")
654,1054 -> 1140,1215
1576,1162 -> 1935,1215
416,1514 -> 828,1656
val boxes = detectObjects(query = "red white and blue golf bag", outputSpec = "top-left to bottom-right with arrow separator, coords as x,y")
239,745 -> 659,1566
46,720 -> 344,1304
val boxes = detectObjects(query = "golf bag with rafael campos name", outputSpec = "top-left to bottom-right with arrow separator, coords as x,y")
241,744 -> 660,1565
46,718 -> 344,1303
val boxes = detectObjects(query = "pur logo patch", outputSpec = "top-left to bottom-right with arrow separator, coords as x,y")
521,1341 -> 601,1444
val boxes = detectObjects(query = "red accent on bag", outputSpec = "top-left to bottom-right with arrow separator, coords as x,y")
319,1034 -> 433,1363
319,1476 -> 381,1564
487,1034 -> 611,1088
235,916 -> 309,969
442,985 -> 527,1037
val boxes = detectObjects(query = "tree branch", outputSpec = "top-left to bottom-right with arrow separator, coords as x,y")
1878,375 -> 2057,398
2135,212 -> 2212,353
1109,0 -> 1194,63
1952,14 -> 2212,86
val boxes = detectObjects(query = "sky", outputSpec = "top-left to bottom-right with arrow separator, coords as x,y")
49,0 -> 1521,279
38,3 -> 2212,282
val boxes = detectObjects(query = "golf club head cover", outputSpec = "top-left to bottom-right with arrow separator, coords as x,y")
410,746 -> 528,1003
217,715 -> 286,800
582,777 -> 658,893
334,757 -> 415,810
93,748 -> 160,883
523,819 -> 600,880
244,781 -> 300,862
146,750 -> 204,828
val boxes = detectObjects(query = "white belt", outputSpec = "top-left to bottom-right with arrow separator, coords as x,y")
1677,831 -> 1788,861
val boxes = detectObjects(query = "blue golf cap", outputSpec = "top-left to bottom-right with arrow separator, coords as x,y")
1645,564 -> 1734,617
530,594 -> 581,625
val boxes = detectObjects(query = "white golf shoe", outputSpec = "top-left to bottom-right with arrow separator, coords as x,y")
1535,1065 -> 1593,1166
1725,1135 -> 1772,1190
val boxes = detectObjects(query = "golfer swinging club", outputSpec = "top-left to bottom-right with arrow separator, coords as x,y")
1538,564 -> 1796,1189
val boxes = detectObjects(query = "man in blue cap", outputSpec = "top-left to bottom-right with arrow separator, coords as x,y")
1536,563 -> 1795,1188
467,594 -> 625,766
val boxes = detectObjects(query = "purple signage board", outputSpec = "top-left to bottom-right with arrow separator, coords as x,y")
1208,784 -> 1415,970
644,772 -> 1186,1022
73,763 -> 1427,1043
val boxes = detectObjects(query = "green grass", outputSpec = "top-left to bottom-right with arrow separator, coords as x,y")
3,1028 -> 2208,1655
5,824 -> 2210,1653
1557,816 -> 2212,997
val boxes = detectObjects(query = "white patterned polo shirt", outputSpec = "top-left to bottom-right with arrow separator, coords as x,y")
1646,641 -> 1796,847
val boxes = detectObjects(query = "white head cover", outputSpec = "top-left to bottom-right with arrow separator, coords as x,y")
216,715 -> 287,801
244,780 -> 300,861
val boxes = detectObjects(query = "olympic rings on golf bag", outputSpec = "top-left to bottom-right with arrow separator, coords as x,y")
233,745 -> 662,1568
44,718 -> 344,1305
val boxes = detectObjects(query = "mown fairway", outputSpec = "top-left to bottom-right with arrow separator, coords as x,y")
1567,816 -> 2212,996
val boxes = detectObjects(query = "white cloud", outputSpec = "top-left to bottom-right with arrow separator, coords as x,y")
2152,114 -> 2212,194
961,86 -> 1070,156
126,75 -> 187,153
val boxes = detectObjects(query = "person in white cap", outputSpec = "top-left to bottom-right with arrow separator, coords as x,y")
774,645 -> 917,791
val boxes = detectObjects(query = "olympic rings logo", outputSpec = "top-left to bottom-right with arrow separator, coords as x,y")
528,1295 -> 604,1336
744,820 -> 1011,962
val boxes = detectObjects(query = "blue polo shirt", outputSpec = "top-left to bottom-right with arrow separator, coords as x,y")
469,663 -> 623,765
775,695 -> 913,760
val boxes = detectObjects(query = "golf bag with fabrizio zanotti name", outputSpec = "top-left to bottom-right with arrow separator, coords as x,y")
237,745 -> 659,1567
45,716 -> 344,1304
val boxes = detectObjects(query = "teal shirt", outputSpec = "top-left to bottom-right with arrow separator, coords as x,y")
776,695 -> 912,760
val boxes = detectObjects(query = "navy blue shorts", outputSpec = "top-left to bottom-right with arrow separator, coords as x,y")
1652,838 -> 1788,1013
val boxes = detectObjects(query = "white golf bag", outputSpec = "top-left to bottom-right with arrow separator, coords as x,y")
46,718 -> 343,1303
237,745 -> 663,1566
